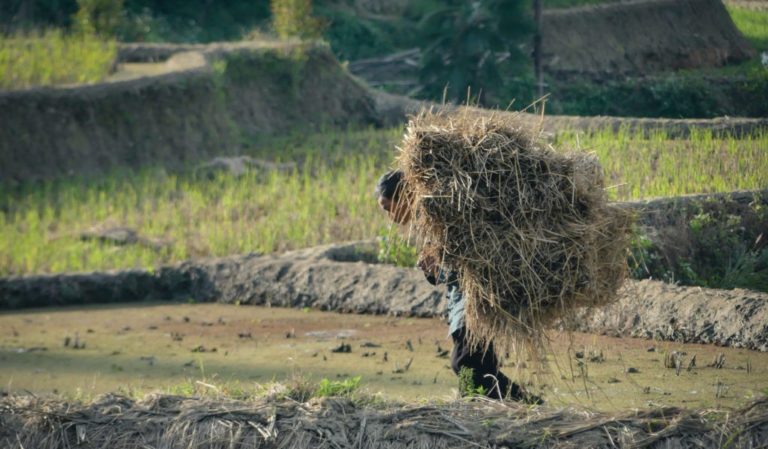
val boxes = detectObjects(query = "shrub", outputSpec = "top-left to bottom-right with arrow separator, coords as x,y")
270,0 -> 325,40
72,0 -> 124,37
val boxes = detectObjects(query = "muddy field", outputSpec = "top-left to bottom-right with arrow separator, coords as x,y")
1,302 -> 766,412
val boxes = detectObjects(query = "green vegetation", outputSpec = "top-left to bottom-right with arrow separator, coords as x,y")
0,127 -> 396,276
727,5 -> 768,51
457,367 -> 486,397
0,29 -> 116,90
157,374 -> 361,403
553,127 -> 767,200
72,0 -> 125,36
377,229 -> 419,268
632,205 -> 768,291
315,376 -> 362,397
417,0 -> 532,104
546,70 -> 768,118
1,126 -> 766,280
270,0 -> 325,40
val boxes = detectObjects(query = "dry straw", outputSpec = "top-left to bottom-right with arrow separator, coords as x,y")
2,393 -> 767,448
396,108 -> 632,359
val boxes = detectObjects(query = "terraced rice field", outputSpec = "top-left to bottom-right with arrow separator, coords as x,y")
1,302 -> 766,412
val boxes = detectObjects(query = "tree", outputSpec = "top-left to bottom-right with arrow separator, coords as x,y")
418,0 -> 533,105
73,0 -> 124,37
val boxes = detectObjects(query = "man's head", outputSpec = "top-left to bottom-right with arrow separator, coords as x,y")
375,170 -> 410,224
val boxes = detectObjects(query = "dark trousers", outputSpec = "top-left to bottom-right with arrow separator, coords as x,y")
450,327 -> 523,400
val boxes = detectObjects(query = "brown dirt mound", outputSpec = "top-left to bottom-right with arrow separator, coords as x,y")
1,393 -> 766,448
1,238 -> 766,351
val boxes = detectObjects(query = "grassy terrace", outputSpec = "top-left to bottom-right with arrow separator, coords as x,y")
0,30 -> 116,90
727,4 -> 768,52
1,126 -> 766,277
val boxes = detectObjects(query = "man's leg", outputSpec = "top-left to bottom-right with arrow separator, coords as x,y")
450,327 -> 522,400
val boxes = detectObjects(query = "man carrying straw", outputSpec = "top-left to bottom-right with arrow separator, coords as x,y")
377,169 -> 542,402
377,108 -> 631,401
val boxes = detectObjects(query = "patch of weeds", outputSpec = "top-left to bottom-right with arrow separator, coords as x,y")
377,227 -> 418,267
457,367 -> 486,397
684,210 -> 767,291
283,375 -> 318,402
629,194 -> 768,292
315,376 -> 362,398
165,380 -> 197,397
628,227 -> 666,280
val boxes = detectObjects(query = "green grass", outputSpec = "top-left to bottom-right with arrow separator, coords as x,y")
0,126 -> 766,277
0,127 -> 397,276
0,29 -> 116,90
727,5 -> 768,52
553,127 -> 768,200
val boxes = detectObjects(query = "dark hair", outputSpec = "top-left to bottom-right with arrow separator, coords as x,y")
375,170 -> 404,200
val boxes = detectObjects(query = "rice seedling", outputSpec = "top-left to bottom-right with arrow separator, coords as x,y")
0,29 -> 116,90
727,5 -> 768,51
0,126 -> 765,277
554,127 -> 768,201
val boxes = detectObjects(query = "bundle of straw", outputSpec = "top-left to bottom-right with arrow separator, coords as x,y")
396,108 -> 632,356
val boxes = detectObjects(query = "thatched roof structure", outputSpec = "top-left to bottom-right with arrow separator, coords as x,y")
2,393 -> 766,448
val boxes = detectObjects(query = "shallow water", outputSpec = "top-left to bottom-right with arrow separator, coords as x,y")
1,302 -> 766,411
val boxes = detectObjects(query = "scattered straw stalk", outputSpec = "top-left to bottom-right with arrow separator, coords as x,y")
396,108 -> 632,357
2,393 -> 767,448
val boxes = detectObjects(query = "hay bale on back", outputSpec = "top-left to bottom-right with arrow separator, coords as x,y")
396,108 -> 632,355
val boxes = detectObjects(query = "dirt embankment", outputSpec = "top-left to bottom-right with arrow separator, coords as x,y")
0,41 -> 379,185
574,280 -> 768,350
2,394 -> 767,449
542,0 -> 754,78
372,91 -> 768,138
3,38 -> 766,184
2,234 -> 767,351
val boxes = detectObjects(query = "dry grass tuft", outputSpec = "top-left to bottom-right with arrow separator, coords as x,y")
396,108 -> 632,359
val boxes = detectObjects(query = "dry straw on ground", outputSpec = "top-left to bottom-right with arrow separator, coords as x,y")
2,393 -> 767,448
396,108 -> 632,357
